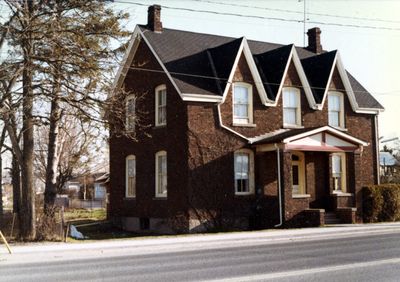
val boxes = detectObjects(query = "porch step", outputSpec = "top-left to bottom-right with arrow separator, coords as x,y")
324,212 -> 342,225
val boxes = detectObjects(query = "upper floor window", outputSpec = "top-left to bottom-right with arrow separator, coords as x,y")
234,149 -> 255,195
126,155 -> 136,198
155,85 -> 167,126
155,151 -> 167,197
328,91 -> 345,128
283,87 -> 301,127
331,153 -> 346,193
233,83 -> 253,125
126,95 -> 135,131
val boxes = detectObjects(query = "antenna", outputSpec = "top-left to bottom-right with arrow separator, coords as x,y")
299,0 -> 307,46
303,0 -> 306,46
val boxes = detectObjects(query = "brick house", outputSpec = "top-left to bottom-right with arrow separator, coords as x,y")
109,5 -> 383,233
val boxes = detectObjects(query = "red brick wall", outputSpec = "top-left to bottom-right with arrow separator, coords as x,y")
110,40 -> 378,230
109,39 -> 189,223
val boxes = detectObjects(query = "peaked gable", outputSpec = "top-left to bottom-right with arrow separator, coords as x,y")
255,45 -> 292,101
113,25 -> 383,113
301,50 -> 337,104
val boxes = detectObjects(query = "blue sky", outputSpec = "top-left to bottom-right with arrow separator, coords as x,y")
113,0 -> 400,143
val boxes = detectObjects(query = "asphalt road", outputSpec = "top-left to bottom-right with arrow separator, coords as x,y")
1,228 -> 400,281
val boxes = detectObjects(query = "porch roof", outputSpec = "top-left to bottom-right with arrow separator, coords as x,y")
250,126 -> 368,152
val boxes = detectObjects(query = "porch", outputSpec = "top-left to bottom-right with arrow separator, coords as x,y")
252,126 -> 366,227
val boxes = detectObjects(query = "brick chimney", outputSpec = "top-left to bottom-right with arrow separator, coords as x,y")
147,4 -> 163,33
306,27 -> 323,54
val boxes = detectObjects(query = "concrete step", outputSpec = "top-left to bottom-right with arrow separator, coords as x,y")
325,212 -> 342,224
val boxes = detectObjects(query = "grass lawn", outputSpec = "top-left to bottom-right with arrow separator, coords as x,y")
65,208 -> 151,241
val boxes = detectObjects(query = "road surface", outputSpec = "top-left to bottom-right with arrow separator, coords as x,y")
1,223 -> 400,281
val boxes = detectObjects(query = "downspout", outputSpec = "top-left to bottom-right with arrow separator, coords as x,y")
374,114 -> 381,185
274,143 -> 283,227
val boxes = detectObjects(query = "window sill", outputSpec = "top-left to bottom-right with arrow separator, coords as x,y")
283,124 -> 304,129
153,197 -> 167,200
124,197 -> 136,200
330,126 -> 347,132
331,192 -> 353,197
232,123 -> 256,128
154,124 -> 167,129
292,194 -> 311,199
235,192 -> 255,196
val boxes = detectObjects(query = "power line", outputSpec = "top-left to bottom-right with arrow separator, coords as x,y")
195,0 -> 400,24
113,0 -> 400,31
124,66 -> 397,97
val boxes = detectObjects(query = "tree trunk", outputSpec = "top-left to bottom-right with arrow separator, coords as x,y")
19,3 -> 36,238
44,97 -> 61,215
19,61 -> 36,240
0,127 -> 7,216
12,155 -> 20,215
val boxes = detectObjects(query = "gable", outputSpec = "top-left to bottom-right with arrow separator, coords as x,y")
113,26 -> 383,113
301,51 -> 337,104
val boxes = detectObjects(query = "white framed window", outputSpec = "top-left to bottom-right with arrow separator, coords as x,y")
291,152 -> 306,195
126,95 -> 136,131
126,155 -> 136,198
155,151 -> 167,197
233,83 -> 253,125
331,153 -> 346,193
282,87 -> 301,127
328,91 -> 345,128
155,85 -> 167,126
234,149 -> 255,195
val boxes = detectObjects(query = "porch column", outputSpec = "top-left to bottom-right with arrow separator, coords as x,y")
353,151 -> 363,221
281,151 -> 292,222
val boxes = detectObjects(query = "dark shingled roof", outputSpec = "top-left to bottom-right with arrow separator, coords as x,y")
252,127 -> 318,145
301,51 -> 337,104
254,44 -> 292,100
139,25 -> 382,110
347,71 -> 383,109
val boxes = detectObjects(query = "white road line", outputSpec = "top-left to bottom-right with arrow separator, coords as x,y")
207,257 -> 400,282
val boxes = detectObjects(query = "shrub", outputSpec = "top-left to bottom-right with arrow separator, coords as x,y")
363,184 -> 400,223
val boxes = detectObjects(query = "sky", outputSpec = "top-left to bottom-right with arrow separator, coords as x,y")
112,0 -> 400,146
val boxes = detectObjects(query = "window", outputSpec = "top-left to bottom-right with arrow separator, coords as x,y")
155,151 -> 167,197
126,96 -> 135,131
291,152 -> 306,195
234,149 -> 255,195
331,153 -> 346,192
126,155 -> 136,198
155,85 -> 167,126
328,92 -> 345,128
233,83 -> 253,125
283,88 -> 301,127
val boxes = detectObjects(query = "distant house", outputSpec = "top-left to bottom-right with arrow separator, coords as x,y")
63,173 -> 107,200
379,151 -> 398,180
108,5 -> 383,233
94,173 -> 109,200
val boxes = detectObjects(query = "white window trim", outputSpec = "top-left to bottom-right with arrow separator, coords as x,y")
331,152 -> 347,193
155,84 -> 167,126
291,151 -> 306,196
125,95 -> 136,132
155,150 -> 167,198
232,82 -> 253,125
125,155 -> 136,198
234,149 -> 255,196
282,87 -> 301,128
328,91 -> 345,129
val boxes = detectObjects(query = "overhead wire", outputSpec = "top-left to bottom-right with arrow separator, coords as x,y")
113,0 -> 400,31
124,66 -> 399,97
194,0 -> 400,24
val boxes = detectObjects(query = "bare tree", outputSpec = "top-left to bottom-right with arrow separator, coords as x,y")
0,0 -> 129,239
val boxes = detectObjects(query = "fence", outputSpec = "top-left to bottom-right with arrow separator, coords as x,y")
55,197 -> 106,209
